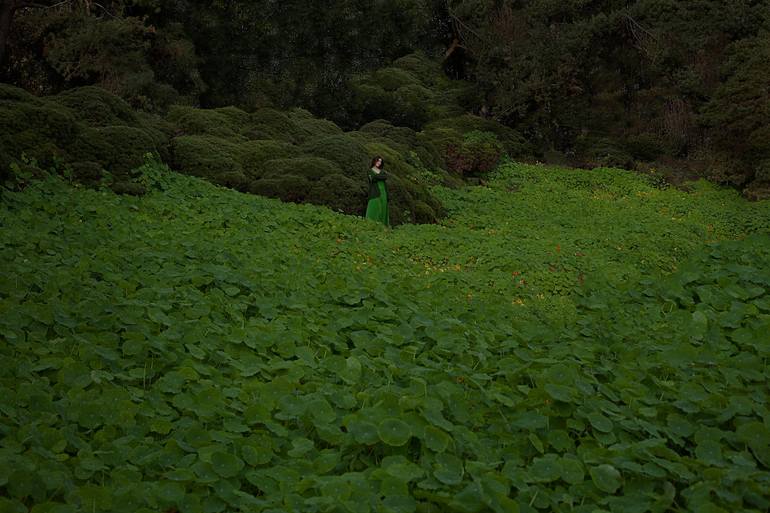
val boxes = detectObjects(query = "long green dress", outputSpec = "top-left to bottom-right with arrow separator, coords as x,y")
365,167 -> 389,226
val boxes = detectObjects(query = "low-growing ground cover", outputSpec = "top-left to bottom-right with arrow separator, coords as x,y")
1,161 -> 769,512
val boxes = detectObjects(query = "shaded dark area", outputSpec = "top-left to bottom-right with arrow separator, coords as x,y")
1,0 -> 769,199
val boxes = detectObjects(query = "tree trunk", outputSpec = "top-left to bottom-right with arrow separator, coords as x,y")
0,0 -> 18,67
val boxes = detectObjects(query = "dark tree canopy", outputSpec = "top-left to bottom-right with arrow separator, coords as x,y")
2,0 -> 770,194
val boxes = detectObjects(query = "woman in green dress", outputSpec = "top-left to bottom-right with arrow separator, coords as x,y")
365,156 -> 389,226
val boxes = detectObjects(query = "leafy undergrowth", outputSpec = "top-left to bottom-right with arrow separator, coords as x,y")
1,161 -> 769,513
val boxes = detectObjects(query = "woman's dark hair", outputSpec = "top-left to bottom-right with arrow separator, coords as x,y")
371,156 -> 384,169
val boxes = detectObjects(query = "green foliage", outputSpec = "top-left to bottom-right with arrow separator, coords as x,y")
50,86 -> 140,127
9,5 -> 204,109
167,105 -> 247,139
240,140 -> 302,180
446,130 -> 505,176
701,35 -> 770,187
0,84 -> 167,188
1,161 -> 769,512
347,53 -> 475,130
260,157 -> 342,181
169,135 -> 248,189
575,135 -> 635,169
299,134 -> 370,178
249,108 -> 306,143
288,109 -> 345,140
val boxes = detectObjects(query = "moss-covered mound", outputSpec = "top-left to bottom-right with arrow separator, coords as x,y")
0,83 -> 168,191
347,53 -> 470,129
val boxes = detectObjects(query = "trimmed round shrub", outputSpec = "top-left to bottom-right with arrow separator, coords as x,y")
248,175 -> 312,203
392,53 -> 443,86
71,126 -> 158,176
167,105 -> 244,139
424,115 -> 531,157
249,108 -> 304,143
0,101 -> 79,148
417,127 -> 463,169
240,140 -> 302,180
446,130 -> 505,176
69,161 -> 105,183
372,67 -> 422,92
51,86 -> 139,127
0,83 -> 37,102
170,135 -> 246,181
288,108 -> 344,140
299,134 -> 370,178
306,173 -> 367,214
360,119 -> 418,150
260,157 -> 342,181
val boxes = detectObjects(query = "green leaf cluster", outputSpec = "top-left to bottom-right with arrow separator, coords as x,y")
1,161 -> 769,512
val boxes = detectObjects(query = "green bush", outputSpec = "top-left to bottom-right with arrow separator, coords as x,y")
392,52 -> 443,86
371,67 -> 422,92
249,108 -> 304,143
575,135 -> 634,169
624,134 -> 663,162
306,174 -> 367,214
446,130 -> 504,176
294,117 -> 345,140
51,86 -> 139,127
299,134 -> 370,178
170,135 -> 246,186
240,140 -> 301,180
360,119 -> 418,150
71,126 -> 159,176
167,105 -> 245,139
259,157 -> 342,181
247,175 -> 312,203
424,115 -> 530,157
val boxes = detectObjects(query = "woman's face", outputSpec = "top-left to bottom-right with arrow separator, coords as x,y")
375,158 -> 383,169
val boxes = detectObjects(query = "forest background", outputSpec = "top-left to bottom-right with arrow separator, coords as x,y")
1,0 -> 769,202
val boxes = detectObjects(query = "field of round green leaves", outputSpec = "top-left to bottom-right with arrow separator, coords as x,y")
1,160 -> 770,513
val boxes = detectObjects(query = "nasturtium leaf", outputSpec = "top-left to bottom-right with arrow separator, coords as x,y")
559,456 -> 585,484
382,495 -> 417,513
164,468 -> 196,481
528,454 -> 560,483
73,484 -> 112,511
378,418 -> 412,446
587,412 -> 613,433
528,434 -> 544,454
288,437 -> 314,457
223,286 -> 240,296
695,440 -> 723,466
479,475 -> 519,513
314,450 -> 340,474
346,417 -> 379,444
210,451 -> 244,478
433,453 -> 464,485
309,398 -> 337,425
241,445 -> 264,467
590,464 -> 622,493
7,470 -> 45,502
150,418 -> 173,435
383,458 -> 424,482
511,412 -> 548,430
154,480 -> 185,504
423,425 -> 451,453
340,356 -> 362,384
380,475 -> 409,497
545,383 -> 574,403
0,498 -> 26,513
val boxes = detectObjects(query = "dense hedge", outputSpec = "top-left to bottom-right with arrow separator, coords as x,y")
1,53 -> 538,224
